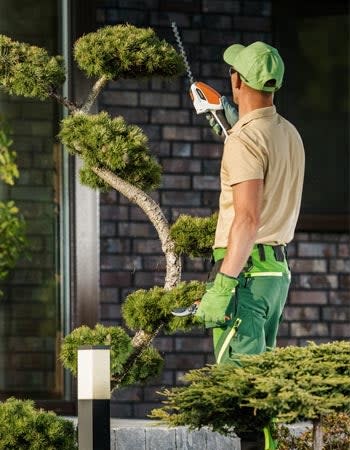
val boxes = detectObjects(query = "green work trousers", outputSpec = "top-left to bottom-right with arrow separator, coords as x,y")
211,245 -> 291,365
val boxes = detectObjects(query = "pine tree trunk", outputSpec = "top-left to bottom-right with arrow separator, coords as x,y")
312,417 -> 323,450
92,166 -> 182,385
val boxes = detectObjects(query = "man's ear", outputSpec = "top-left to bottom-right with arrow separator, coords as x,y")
235,73 -> 242,89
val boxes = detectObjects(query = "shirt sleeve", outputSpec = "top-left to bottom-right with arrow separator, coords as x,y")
222,134 -> 266,186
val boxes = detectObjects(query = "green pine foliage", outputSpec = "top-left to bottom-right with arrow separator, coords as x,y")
60,323 -> 163,388
151,341 -> 350,435
0,117 -> 18,185
59,112 -> 161,191
170,212 -> 218,257
0,119 -> 27,295
0,397 -> 77,450
74,24 -> 185,80
0,35 -> 65,100
0,201 -> 27,283
122,281 -> 206,334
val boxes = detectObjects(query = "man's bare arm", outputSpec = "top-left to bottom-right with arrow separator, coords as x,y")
219,179 -> 264,278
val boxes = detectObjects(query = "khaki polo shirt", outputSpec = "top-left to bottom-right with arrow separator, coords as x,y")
214,106 -> 305,247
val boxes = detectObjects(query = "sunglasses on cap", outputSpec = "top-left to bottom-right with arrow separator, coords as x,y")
229,67 -> 236,76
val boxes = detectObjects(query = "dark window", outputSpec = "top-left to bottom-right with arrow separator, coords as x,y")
273,0 -> 349,231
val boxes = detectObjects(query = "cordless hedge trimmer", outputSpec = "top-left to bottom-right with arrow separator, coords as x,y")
171,22 -> 230,137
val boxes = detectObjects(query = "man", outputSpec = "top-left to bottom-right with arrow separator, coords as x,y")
174,41 -> 305,365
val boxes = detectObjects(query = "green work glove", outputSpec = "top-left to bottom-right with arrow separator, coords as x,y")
206,95 -> 238,136
195,272 -> 239,328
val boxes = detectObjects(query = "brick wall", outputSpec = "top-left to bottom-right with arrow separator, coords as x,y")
96,0 -> 350,418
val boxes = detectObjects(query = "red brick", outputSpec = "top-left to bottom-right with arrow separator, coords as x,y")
100,288 -> 119,303
175,337 -> 212,352
100,271 -> 132,287
153,337 -> 174,352
100,205 -> 128,220
134,271 -> 164,288
329,259 -> 350,272
101,238 -> 131,253
289,291 -> 328,305
101,90 -> 138,106
276,338 -> 298,347
202,0 -> 240,13
322,307 -> 350,321
140,92 -> 180,107
162,158 -> 201,173
112,387 -> 143,402
132,239 -> 162,254
163,126 -> 201,141
172,143 -> 192,157
289,259 -> 326,273
119,222 -> 157,238
299,274 -> 338,289
100,303 -> 121,320
329,291 -> 350,305
298,243 -> 336,258
339,274 -> 350,289
283,306 -> 320,321
162,191 -> 201,206
233,16 -> 270,31
331,323 -> 350,337
338,243 -> 350,257
193,175 -> 220,190
165,353 -> 205,369
290,322 -> 329,337
151,109 -> 189,124
161,175 -> 191,189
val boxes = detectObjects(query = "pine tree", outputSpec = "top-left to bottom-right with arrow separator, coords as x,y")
0,23 -> 211,388
150,341 -> 350,450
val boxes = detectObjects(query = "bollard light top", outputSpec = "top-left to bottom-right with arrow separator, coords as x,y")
78,345 -> 110,350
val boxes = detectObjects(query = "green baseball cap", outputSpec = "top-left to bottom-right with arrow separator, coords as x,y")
223,41 -> 284,92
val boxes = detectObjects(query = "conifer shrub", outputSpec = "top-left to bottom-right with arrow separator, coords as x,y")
58,112 -> 161,191
74,24 -> 185,80
60,323 -> 163,388
151,341 -> 350,435
0,35 -> 65,100
170,213 -> 218,257
122,280 -> 206,334
0,117 -> 27,295
0,397 -> 77,450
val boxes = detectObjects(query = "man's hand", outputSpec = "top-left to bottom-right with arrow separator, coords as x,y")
195,272 -> 239,328
206,95 -> 238,136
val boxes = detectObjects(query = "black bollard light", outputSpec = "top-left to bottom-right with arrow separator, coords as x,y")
78,345 -> 111,450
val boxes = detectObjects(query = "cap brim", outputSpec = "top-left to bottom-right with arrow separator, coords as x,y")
223,44 -> 245,67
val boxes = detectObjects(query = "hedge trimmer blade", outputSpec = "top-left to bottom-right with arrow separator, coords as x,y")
171,21 -> 194,85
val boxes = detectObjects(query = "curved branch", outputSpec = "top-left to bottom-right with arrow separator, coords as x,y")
92,166 -> 182,387
81,76 -> 109,114
48,90 -> 79,113
92,166 -> 182,290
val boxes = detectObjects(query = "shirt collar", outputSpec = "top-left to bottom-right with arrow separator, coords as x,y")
229,106 -> 276,134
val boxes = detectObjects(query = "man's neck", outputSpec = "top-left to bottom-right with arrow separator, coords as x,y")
238,97 -> 274,118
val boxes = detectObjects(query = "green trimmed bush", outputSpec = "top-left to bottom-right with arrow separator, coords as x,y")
0,397 -> 77,450
60,323 -> 163,388
151,341 -> 350,435
58,112 -> 161,191
0,35 -> 65,100
122,281 -> 206,334
74,24 -> 185,80
170,212 -> 218,258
